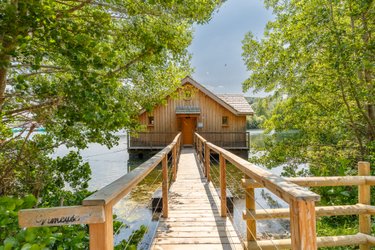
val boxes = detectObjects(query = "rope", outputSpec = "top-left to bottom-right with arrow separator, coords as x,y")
114,167 -> 163,235
207,154 -> 286,249
116,151 -> 178,249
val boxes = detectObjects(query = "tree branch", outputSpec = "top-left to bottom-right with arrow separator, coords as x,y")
56,0 -> 92,18
4,99 -> 59,116
10,64 -> 65,70
108,48 -> 155,77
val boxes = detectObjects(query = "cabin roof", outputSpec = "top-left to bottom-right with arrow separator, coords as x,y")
217,94 -> 254,114
181,76 -> 254,115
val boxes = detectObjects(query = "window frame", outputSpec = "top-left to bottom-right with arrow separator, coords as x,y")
222,116 -> 229,126
148,116 -> 155,126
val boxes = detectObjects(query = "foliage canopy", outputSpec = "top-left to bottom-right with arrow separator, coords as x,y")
0,0 -> 221,197
0,0 -> 221,248
242,0 -> 374,176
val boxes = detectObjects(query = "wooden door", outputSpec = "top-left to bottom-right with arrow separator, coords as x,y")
182,117 -> 196,145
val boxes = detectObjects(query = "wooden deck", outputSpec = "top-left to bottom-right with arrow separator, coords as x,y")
152,148 -> 242,250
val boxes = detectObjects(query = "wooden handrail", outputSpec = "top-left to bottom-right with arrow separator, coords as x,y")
195,132 -> 320,250
86,132 -> 181,250
195,132 -> 374,250
206,141 -> 320,203
84,145 -> 172,206
195,133 -> 207,144
18,132 -> 182,250
84,133 -> 181,206
242,176 -> 375,188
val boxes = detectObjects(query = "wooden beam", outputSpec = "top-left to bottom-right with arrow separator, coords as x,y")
18,205 -> 104,228
366,234 -> 375,245
358,161 -> 371,250
247,233 -> 369,249
162,155 -> 168,218
242,176 -> 373,188
172,146 -> 177,182
89,205 -> 113,250
245,175 -> 256,241
219,153 -> 227,217
289,199 -> 317,250
243,204 -> 372,220
365,176 -> 375,185
194,133 -> 207,145
206,142 -> 320,203
204,142 -> 210,181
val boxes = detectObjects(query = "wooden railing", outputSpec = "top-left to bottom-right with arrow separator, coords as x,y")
18,133 -> 181,250
128,132 -> 179,149
194,132 -> 375,249
196,131 -> 250,149
128,131 -> 250,149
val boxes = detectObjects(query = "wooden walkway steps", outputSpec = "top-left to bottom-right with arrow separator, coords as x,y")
152,148 -> 242,250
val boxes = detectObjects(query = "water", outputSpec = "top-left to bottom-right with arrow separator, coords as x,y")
230,129 -> 292,239
52,129 -> 292,247
53,133 -> 159,249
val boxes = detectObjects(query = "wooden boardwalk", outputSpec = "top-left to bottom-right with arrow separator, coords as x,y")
152,148 -> 242,250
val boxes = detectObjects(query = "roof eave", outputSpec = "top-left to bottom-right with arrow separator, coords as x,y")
181,76 -> 242,116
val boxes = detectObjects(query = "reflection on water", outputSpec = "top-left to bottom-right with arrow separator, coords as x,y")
52,130 -> 294,247
53,135 -> 129,191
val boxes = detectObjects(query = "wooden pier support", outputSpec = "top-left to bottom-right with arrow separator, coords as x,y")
289,199 -> 317,250
162,155 -> 168,218
219,153 -> 227,217
172,146 -> 177,182
204,142 -> 210,181
245,175 -> 256,242
358,161 -> 371,250
89,204 -> 113,250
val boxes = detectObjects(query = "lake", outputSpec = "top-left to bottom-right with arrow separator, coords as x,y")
53,130 -> 290,248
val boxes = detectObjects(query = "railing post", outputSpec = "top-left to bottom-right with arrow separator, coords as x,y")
162,155 -> 168,218
172,145 -> 177,182
197,139 -> 200,160
204,142 -> 210,181
358,161 -> 371,250
247,131 -> 250,149
289,199 -> 317,250
198,140 -> 202,162
219,153 -> 227,217
245,175 -> 256,242
89,204 -> 113,250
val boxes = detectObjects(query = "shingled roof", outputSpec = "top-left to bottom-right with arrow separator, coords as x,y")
182,76 -> 254,116
217,94 -> 254,115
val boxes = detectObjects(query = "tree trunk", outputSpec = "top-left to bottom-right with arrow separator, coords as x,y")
368,104 -> 375,141
0,63 -> 8,107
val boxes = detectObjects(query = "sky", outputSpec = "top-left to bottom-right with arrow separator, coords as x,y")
188,0 -> 273,97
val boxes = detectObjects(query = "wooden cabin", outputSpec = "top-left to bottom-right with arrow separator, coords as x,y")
128,76 -> 254,157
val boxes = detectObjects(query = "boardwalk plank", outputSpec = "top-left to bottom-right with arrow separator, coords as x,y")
152,148 -> 242,250
153,244 -> 243,250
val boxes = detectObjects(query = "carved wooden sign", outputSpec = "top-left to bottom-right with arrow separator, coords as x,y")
18,205 -> 105,228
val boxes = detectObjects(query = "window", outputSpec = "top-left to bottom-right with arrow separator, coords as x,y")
222,116 -> 228,126
148,116 -> 154,126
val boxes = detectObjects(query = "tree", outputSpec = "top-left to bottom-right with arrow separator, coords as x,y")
0,0 -> 221,197
246,96 -> 277,129
242,0 -> 374,177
